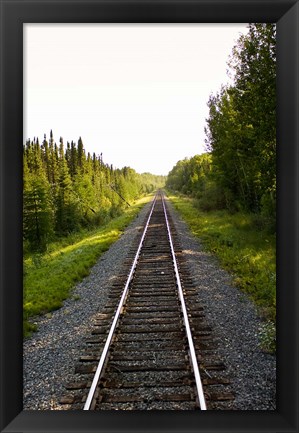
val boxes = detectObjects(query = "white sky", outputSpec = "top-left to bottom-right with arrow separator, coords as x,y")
24,24 -> 248,176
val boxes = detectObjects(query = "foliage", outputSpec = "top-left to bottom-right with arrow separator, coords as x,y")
204,24 -> 276,218
166,153 -> 212,197
23,132 -> 166,252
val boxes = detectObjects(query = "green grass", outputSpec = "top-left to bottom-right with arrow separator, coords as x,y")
23,195 -> 153,337
167,194 -> 276,351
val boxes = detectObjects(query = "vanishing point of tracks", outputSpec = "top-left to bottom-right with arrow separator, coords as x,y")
61,192 -> 234,410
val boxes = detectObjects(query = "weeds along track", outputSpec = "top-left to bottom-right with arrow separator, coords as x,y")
61,192 -> 234,410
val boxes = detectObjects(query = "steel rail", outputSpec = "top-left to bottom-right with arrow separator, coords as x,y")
83,194 -> 158,410
161,195 -> 207,410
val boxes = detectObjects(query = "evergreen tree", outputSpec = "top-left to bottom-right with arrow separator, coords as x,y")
23,147 -> 53,252
77,137 -> 85,173
55,137 -> 78,234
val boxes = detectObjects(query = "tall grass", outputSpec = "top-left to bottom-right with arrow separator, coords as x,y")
23,195 -> 152,337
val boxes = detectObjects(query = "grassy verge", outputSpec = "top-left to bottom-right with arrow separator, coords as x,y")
23,195 -> 153,337
167,193 -> 276,352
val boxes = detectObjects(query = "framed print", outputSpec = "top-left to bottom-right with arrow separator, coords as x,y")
0,0 -> 298,432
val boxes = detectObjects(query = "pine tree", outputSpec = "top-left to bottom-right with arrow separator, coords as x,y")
23,148 -> 53,252
55,137 -> 78,234
77,137 -> 85,173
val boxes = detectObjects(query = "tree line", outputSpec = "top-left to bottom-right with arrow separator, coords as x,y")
166,24 -> 276,227
23,131 -> 165,252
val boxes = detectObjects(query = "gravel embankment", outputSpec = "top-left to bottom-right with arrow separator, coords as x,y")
23,197 -> 276,410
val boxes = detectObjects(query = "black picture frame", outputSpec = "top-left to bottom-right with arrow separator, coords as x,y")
0,0 -> 298,432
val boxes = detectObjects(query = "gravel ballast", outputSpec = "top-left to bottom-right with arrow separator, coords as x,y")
23,197 -> 276,410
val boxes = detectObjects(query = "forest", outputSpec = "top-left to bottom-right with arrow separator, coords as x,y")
23,132 -> 165,253
166,23 -> 276,231
24,24 -> 276,251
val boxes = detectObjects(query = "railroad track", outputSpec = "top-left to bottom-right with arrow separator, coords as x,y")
61,192 -> 234,410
